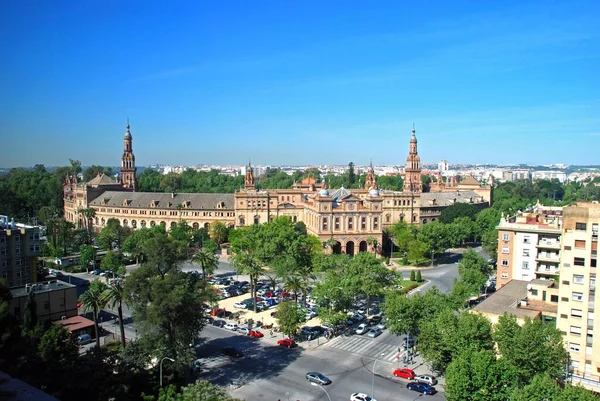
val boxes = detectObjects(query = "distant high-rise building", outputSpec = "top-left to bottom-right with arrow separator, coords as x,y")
438,160 -> 449,172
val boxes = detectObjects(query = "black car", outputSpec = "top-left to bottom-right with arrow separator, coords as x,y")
212,319 -> 226,328
221,347 -> 243,358
305,372 -> 332,385
406,382 -> 436,395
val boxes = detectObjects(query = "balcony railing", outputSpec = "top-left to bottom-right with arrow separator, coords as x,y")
536,241 -> 561,249
536,254 -> 560,262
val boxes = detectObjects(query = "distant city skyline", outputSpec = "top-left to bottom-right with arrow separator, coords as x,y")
2,1 -> 599,167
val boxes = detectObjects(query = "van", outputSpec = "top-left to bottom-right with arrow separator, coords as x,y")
77,333 -> 92,345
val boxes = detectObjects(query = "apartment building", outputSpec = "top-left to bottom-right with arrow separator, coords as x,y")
9,280 -> 78,324
556,202 -> 599,391
496,203 -> 563,288
0,216 -> 41,287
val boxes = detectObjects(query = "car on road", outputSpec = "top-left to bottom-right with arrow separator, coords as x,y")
366,328 -> 382,338
355,323 -> 369,335
301,326 -> 320,336
376,321 -> 386,330
224,322 -> 239,331
233,302 -> 248,309
238,327 -> 250,335
392,368 -> 415,379
414,374 -> 438,386
277,338 -> 297,348
406,382 -> 436,395
248,329 -> 264,338
212,319 -> 225,328
350,392 -> 376,401
305,372 -> 332,385
221,347 -> 244,358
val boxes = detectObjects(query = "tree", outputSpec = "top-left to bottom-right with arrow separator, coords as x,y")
439,202 -> 477,224
510,373 -> 563,401
79,244 -> 96,272
348,162 -> 356,185
78,207 -> 96,241
79,280 -> 109,348
418,310 -> 494,373
410,270 -> 416,281
152,380 -> 243,401
100,251 -> 126,278
406,239 -> 428,264
122,227 -> 156,264
417,222 -> 452,264
191,248 -> 218,279
275,300 -> 304,337
415,270 -> 422,282
445,349 -> 517,401
208,221 -> 228,246
38,325 -> 79,367
494,314 -> 567,384
382,287 -> 449,336
284,275 -> 307,305
22,291 -> 37,331
231,252 -> 265,313
103,282 -> 127,348
97,218 -> 130,250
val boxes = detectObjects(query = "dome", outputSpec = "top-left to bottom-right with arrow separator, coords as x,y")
369,188 -> 380,197
319,188 -> 329,196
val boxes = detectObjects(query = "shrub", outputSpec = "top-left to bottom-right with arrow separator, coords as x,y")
410,270 -> 416,281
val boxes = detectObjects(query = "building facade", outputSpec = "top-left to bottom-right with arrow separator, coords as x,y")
63,124 -> 493,255
556,202 -> 600,390
0,216 -> 41,287
496,202 -> 563,288
9,280 -> 78,323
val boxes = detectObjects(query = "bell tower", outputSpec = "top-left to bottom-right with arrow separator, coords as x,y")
364,160 -> 376,190
403,125 -> 423,193
244,160 -> 255,190
120,119 -> 137,191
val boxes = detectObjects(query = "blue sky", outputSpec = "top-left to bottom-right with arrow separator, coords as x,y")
1,0 -> 599,168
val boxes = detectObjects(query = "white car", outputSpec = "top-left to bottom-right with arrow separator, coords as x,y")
238,327 -> 250,335
415,374 -> 438,386
233,302 -> 247,309
224,323 -> 239,331
350,392 -> 376,401
305,310 -> 317,320
355,323 -> 369,335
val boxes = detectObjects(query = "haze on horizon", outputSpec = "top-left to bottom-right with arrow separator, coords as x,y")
1,1 -> 599,168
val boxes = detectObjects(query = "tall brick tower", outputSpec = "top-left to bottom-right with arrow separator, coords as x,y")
120,120 -> 137,191
403,125 -> 423,193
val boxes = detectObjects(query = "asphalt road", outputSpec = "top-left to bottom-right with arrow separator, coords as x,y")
199,324 -> 445,401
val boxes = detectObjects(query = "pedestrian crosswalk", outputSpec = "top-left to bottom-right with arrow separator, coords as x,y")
324,335 -> 402,362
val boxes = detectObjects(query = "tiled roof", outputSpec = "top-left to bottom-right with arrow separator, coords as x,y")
419,190 -> 485,207
89,191 -> 235,210
472,280 -> 540,319
330,187 -> 351,202
53,315 -> 95,332
87,173 -> 117,186
458,176 -> 481,186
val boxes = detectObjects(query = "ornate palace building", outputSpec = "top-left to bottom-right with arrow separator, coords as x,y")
64,123 -> 492,255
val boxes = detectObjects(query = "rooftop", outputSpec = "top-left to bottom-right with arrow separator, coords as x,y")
0,371 -> 59,401
10,280 -> 76,298
472,279 -> 540,320
89,191 -> 235,210
53,315 -> 95,332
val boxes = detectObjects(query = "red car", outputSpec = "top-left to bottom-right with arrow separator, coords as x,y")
249,329 -> 264,338
210,308 -> 227,317
277,338 -> 297,348
393,368 -> 415,380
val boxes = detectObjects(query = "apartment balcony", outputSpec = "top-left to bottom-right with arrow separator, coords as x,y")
536,268 -> 559,277
536,254 -> 560,263
536,241 -> 561,250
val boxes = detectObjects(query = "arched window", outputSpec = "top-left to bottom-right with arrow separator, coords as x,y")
239,216 -> 245,226
150,221 -> 156,227
254,215 -> 260,225
141,220 -> 147,228
123,219 -> 128,227
131,220 -> 137,228
385,214 -> 391,223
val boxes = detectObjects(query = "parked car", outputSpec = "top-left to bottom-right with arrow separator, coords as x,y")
403,336 -> 415,348
414,375 -> 438,386
277,338 -> 297,348
376,321 -> 386,330
238,327 -> 250,335
212,319 -> 226,328
224,322 -> 239,331
393,368 -> 415,379
77,333 -> 92,345
355,323 -> 369,335
305,372 -> 332,385
210,308 -> 227,317
370,315 -> 382,325
248,329 -> 264,338
406,382 -> 436,395
301,326 -> 320,336
305,310 -> 318,320
366,328 -> 382,338
233,302 -> 248,309
350,392 -> 376,401
221,347 -> 243,358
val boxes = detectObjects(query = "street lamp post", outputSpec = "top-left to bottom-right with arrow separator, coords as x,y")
372,352 -> 386,399
159,357 -> 175,388
310,382 -> 331,401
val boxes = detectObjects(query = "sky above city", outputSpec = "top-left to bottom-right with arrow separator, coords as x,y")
1,1 -> 599,168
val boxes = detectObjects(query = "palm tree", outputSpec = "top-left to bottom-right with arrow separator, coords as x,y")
191,248 -> 219,279
79,280 -> 108,348
231,253 -> 265,313
81,208 -> 96,243
102,282 -> 127,348
284,276 -> 306,305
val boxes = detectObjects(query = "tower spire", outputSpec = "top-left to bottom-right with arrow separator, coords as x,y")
121,121 -> 137,191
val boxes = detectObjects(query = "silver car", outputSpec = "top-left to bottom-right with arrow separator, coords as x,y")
366,328 -> 382,338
